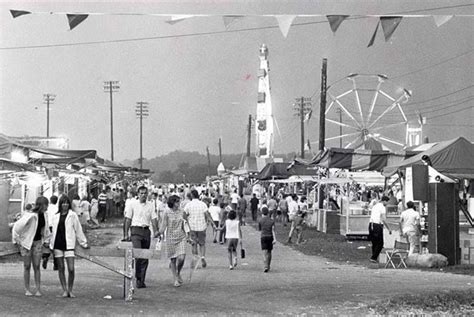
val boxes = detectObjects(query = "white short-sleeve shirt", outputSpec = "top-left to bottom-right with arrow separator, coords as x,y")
124,200 -> 157,227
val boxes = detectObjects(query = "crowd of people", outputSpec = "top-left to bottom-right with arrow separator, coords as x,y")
10,179 -> 423,297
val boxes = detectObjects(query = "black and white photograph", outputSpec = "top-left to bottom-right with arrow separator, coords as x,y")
0,0 -> 473,315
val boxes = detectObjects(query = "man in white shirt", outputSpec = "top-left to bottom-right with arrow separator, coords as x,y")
286,194 -> 300,244
399,201 -> 421,255
230,189 -> 240,211
184,189 -> 216,268
123,186 -> 159,288
368,196 -> 392,263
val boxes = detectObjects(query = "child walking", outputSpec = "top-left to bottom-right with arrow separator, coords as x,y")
225,210 -> 242,270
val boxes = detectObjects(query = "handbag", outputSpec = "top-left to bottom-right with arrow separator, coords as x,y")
240,241 -> 245,259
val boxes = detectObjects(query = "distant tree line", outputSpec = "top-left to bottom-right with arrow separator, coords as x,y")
122,150 -> 298,184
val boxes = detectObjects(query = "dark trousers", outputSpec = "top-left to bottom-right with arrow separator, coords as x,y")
131,227 -> 151,285
251,208 -> 257,221
368,223 -> 384,261
219,226 -> 226,243
98,204 -> 107,222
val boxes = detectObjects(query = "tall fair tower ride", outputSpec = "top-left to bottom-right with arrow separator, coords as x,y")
255,44 -> 274,159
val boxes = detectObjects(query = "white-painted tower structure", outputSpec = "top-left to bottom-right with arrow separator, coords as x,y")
255,44 -> 274,159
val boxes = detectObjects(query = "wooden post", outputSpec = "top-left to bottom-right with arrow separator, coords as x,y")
124,248 -> 134,302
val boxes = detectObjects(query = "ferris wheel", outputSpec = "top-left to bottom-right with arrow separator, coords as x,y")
324,74 -> 412,151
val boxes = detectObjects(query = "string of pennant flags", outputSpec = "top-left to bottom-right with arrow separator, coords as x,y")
9,9 -> 470,47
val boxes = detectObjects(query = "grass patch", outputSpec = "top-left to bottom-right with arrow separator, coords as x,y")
368,290 -> 474,314
274,222 -> 474,275
273,222 -> 371,265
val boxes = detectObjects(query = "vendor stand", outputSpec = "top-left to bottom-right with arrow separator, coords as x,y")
313,176 -> 401,239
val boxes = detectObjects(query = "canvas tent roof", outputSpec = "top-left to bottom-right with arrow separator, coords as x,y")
255,162 -> 318,180
294,147 -> 418,172
382,137 -> 474,179
0,158 -> 36,172
0,137 -> 97,164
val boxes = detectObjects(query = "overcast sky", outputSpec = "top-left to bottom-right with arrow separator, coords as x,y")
1,0 -> 473,162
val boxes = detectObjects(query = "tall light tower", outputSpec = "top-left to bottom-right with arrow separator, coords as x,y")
135,102 -> 149,170
43,93 -> 55,138
103,81 -> 120,161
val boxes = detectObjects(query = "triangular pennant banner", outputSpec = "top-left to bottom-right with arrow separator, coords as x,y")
222,15 -> 243,29
326,15 -> 349,33
165,15 -> 194,25
380,16 -> 403,42
275,15 -> 296,38
67,14 -> 88,30
10,10 -> 31,18
433,15 -> 453,27
367,21 -> 380,47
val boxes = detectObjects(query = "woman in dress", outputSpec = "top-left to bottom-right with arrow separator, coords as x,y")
159,195 -> 189,287
50,195 -> 89,298
12,196 -> 50,296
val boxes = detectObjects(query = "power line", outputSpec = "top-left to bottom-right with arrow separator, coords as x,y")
2,3 -> 474,50
427,123 -> 473,127
426,104 -> 473,119
392,50 -> 474,80
311,49 -> 474,100
405,84 -> 474,105
405,96 -> 474,114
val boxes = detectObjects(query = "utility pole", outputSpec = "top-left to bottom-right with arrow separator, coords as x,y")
43,93 -> 56,138
246,114 -> 252,157
293,97 -> 312,159
319,58 -> 327,151
103,81 -> 120,161
135,102 -> 149,170
218,138 -> 222,163
206,146 -> 211,178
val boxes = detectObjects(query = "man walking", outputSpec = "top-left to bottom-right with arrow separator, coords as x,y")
184,189 -> 216,268
238,194 -> 247,226
123,186 -> 159,288
258,207 -> 276,272
399,201 -> 421,255
267,196 -> 277,220
368,196 -> 392,263
286,194 -> 299,244
250,194 -> 259,222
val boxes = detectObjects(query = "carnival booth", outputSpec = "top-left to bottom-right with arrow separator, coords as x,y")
255,162 -> 319,196
0,134 -> 136,241
383,137 -> 474,265
292,146 -> 420,237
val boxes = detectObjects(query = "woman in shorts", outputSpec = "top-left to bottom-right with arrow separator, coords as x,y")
12,196 -> 50,296
50,195 -> 89,298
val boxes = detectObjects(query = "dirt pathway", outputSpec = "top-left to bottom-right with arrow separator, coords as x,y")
0,224 -> 472,315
